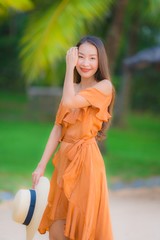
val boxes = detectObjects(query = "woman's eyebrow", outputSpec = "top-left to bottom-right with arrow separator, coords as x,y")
78,52 -> 97,56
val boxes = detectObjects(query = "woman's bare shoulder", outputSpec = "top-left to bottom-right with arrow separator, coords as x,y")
94,79 -> 112,95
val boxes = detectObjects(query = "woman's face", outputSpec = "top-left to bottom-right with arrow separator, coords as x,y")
76,42 -> 98,80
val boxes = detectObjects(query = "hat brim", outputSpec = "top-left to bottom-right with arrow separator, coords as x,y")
26,177 -> 50,240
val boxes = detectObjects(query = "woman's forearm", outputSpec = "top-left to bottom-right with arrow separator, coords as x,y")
32,124 -> 62,187
38,125 -> 62,169
62,67 -> 75,105
62,47 -> 78,105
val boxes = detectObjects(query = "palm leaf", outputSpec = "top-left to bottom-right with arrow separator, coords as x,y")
0,0 -> 34,12
20,0 -> 113,83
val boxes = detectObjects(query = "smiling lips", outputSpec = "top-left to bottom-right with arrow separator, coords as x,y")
80,68 -> 91,72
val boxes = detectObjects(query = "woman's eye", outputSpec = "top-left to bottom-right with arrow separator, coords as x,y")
91,57 -> 95,60
78,56 -> 83,58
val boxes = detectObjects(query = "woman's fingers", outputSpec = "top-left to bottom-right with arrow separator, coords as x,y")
32,164 -> 45,188
32,170 -> 42,189
66,47 -> 78,59
67,46 -> 78,54
66,47 -> 78,69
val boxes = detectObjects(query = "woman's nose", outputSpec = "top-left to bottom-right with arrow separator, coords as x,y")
81,59 -> 90,66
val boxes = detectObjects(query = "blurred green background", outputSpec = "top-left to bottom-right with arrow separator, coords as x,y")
0,0 -> 160,193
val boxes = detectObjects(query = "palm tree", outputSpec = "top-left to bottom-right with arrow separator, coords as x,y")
106,0 -> 128,73
19,0 -> 113,84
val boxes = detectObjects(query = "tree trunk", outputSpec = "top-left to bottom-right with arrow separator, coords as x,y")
128,15 -> 140,56
113,68 -> 132,126
113,12 -> 140,126
106,0 -> 128,73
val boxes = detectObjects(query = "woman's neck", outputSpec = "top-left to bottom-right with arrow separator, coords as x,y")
79,77 -> 97,90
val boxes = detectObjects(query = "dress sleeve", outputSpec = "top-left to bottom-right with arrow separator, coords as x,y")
78,88 -> 112,122
55,101 -> 69,126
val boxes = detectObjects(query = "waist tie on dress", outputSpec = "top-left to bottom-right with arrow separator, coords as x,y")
60,137 -> 96,200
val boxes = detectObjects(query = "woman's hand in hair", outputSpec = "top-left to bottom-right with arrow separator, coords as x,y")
66,47 -> 78,70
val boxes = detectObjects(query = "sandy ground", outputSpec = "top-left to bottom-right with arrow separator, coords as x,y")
0,187 -> 160,240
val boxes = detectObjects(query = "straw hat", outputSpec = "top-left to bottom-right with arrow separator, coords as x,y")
12,176 -> 50,240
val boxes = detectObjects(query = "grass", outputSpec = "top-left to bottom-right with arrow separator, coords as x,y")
0,91 -> 160,192
106,113 -> 160,182
0,120 -> 54,193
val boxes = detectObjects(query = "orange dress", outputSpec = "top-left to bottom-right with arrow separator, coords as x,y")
39,88 -> 113,240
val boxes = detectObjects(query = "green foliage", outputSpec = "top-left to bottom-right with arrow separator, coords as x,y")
144,0 -> 160,22
20,0 -> 113,83
0,0 -> 33,23
0,0 -> 34,14
116,0 -> 160,69
106,112 -> 160,181
0,13 -> 27,90
131,67 -> 160,113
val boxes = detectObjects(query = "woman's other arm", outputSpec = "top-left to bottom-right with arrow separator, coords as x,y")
32,124 -> 62,188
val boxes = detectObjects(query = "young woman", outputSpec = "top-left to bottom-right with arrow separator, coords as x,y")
32,35 -> 115,240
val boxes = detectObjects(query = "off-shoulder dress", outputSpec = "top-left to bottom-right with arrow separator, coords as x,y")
38,87 -> 113,240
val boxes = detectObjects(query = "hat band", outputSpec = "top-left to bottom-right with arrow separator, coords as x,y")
23,189 -> 36,226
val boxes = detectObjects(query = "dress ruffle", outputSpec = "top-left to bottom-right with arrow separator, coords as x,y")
39,138 -> 100,239
55,88 -> 112,127
58,138 -> 109,239
78,88 -> 112,122
63,108 -> 85,125
55,102 -> 70,126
